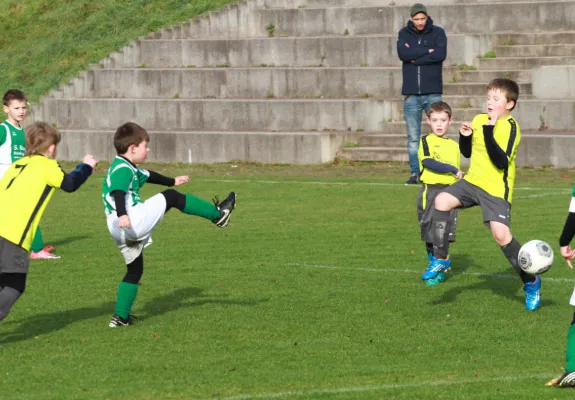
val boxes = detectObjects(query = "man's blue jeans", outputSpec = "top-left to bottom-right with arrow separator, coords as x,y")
404,93 -> 442,175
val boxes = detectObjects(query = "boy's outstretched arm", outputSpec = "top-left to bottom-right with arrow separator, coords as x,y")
421,159 -> 459,175
482,125 -> 509,169
60,155 -> 97,193
146,170 -> 189,187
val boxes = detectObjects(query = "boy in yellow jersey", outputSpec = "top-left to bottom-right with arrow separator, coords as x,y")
421,78 -> 541,311
0,122 -> 97,322
1,89 -> 59,259
417,102 -> 463,286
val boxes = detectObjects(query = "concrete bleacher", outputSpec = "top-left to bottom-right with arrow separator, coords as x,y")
30,0 -> 575,166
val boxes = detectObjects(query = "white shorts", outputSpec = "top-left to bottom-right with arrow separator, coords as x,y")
570,286 -> 575,306
0,164 -> 10,179
107,193 -> 167,264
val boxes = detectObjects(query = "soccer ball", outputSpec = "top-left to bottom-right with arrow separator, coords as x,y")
518,240 -> 554,275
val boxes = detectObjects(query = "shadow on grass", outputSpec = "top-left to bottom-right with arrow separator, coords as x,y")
430,254 -> 554,308
46,234 -> 92,247
0,287 -> 267,344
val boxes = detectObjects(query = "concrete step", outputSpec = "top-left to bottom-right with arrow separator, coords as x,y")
359,134 -> 407,147
42,98 -> 392,131
340,133 -> 575,168
74,67 -> 520,100
338,146 -> 409,162
398,107 -> 482,121
56,129 -> 355,165
447,69 -> 532,83
477,56 -> 575,70
444,82 -> 532,96
493,32 -> 575,46
494,44 -> 575,58
255,2 -> 575,38
133,35 -> 487,69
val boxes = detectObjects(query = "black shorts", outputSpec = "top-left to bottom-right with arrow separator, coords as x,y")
443,179 -> 511,227
417,184 -> 458,243
0,236 -> 29,274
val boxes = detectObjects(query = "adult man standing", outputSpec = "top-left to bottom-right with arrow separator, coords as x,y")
397,3 -> 447,184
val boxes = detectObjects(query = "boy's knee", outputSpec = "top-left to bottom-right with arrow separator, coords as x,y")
491,225 -> 512,246
434,193 -> 453,212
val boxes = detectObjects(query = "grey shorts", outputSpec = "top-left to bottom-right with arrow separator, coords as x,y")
0,236 -> 30,274
443,179 -> 511,227
417,184 -> 458,243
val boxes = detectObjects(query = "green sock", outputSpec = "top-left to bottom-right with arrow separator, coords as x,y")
114,282 -> 139,320
31,227 -> 45,253
183,194 -> 220,220
566,324 -> 575,372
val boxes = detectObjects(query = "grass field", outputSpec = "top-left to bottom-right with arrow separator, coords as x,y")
1,162 -> 575,399
0,0 -> 238,101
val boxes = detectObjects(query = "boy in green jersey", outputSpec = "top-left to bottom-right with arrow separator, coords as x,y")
103,122 -> 236,327
1,89 -> 59,259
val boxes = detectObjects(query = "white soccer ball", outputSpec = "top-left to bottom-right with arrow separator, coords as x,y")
518,240 -> 554,275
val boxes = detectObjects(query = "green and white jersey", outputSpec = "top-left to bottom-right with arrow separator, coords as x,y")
0,120 -> 26,166
102,156 -> 150,215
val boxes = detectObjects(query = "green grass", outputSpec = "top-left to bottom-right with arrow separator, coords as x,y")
0,0 -> 238,102
1,162 -> 575,399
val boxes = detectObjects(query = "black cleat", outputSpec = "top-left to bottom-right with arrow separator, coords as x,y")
109,314 -> 134,328
405,174 -> 420,185
212,192 -> 236,228
547,371 -> 575,388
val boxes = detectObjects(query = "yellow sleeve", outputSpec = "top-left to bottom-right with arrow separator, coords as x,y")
44,159 -> 65,188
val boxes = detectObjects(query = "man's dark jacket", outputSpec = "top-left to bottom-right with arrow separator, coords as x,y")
397,17 -> 447,96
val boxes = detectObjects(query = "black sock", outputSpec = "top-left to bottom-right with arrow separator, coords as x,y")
425,242 -> 434,257
432,210 -> 451,259
501,237 -> 534,284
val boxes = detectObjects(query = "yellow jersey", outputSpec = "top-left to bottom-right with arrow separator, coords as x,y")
0,156 -> 65,251
464,114 -> 520,203
418,133 -> 461,185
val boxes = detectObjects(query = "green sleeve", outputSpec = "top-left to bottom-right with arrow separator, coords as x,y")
0,125 -> 7,146
109,166 -> 134,193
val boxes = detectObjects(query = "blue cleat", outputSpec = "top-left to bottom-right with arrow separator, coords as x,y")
524,275 -> 541,311
421,257 -> 451,281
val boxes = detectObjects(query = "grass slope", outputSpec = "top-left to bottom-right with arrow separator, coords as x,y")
0,0 -> 238,101
1,163 -> 575,399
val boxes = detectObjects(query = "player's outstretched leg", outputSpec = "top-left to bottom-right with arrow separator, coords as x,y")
422,210 -> 452,283
162,189 -> 236,227
501,237 -> 541,311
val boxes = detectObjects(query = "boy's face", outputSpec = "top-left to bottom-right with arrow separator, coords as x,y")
426,111 -> 453,137
486,89 -> 514,120
130,140 -> 149,164
3,99 -> 27,124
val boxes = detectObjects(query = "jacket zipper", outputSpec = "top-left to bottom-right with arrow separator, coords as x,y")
417,36 -> 422,94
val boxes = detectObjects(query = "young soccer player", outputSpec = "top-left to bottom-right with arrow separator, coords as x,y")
417,102 -> 463,286
546,190 -> 575,387
421,78 -> 541,310
1,89 -> 59,259
0,122 -> 96,322
103,122 -> 236,327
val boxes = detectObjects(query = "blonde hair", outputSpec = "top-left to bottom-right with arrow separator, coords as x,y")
25,122 -> 61,156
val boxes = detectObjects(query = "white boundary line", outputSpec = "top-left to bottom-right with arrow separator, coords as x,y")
198,178 -> 570,192
216,374 -> 554,399
287,263 -> 575,283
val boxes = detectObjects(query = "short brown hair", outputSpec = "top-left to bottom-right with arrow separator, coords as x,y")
3,89 -> 26,106
427,101 -> 452,118
487,78 -> 519,110
114,122 -> 150,154
25,122 -> 61,156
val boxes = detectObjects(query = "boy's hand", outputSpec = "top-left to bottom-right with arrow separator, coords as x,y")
118,215 -> 131,229
487,111 -> 501,126
455,170 -> 464,179
560,245 -> 575,269
174,176 -> 190,186
460,122 -> 473,136
83,154 -> 98,168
